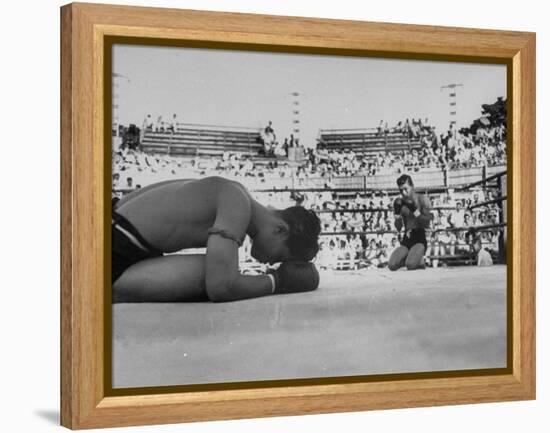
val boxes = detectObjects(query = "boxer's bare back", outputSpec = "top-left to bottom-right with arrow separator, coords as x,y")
115,177 -> 251,253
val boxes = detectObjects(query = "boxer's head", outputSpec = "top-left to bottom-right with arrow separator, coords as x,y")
251,206 -> 321,265
396,174 -> 414,198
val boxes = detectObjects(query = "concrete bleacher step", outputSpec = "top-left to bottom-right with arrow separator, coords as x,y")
143,135 -> 255,142
142,147 -> 259,158
139,124 -> 264,157
142,140 -> 260,152
147,131 -> 260,141
318,128 -> 427,156
319,139 -> 422,155
321,134 -> 415,140
320,140 -> 419,146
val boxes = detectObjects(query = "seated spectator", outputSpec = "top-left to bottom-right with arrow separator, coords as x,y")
361,239 -> 379,268
426,232 -> 441,268
112,173 -> 121,189
316,241 -> 333,270
375,244 -> 390,268
376,120 -> 384,136
463,213 -> 472,228
155,115 -> 164,132
483,230 -> 499,254
167,113 -> 178,133
448,201 -> 465,228
473,236 -> 493,266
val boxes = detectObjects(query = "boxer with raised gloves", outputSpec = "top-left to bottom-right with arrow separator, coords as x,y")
388,174 -> 433,271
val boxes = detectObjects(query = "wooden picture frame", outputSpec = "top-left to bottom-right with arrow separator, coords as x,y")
60,2 -> 535,429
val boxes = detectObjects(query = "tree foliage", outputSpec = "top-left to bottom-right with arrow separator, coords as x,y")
459,97 -> 507,136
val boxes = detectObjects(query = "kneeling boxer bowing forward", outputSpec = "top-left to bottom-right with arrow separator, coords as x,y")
388,174 -> 433,271
112,176 -> 321,302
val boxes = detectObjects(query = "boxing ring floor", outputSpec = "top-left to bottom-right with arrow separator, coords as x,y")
112,265 -> 507,388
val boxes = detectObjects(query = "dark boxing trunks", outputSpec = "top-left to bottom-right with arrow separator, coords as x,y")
111,209 -> 163,283
400,228 -> 427,250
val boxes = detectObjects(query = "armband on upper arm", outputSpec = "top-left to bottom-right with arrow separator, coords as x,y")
208,227 -> 244,246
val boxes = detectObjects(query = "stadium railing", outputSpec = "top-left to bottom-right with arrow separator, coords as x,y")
248,165 -> 505,191
112,165 -> 506,195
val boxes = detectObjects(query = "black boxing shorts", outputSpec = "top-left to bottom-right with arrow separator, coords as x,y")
111,209 -> 163,284
400,228 -> 428,250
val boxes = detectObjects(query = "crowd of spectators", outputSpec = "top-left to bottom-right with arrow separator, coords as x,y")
255,117 -> 507,178
276,189 -> 501,270
112,145 -> 503,270
127,96 -> 507,178
113,105 -> 507,270
112,148 -> 296,192
141,113 -> 179,135
316,120 -> 507,176
112,124 -> 506,193
376,117 -> 432,138
115,111 -> 506,188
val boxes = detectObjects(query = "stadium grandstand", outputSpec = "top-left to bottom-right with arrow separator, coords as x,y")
139,122 -> 263,157
317,126 -> 422,157
113,100 -> 507,273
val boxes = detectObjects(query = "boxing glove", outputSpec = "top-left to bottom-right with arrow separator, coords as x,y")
268,261 -> 320,294
393,197 -> 403,216
402,197 -> 421,217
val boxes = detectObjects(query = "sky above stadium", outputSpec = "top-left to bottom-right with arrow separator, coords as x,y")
113,44 -> 506,148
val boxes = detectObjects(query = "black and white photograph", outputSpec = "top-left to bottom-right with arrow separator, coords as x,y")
110,43 -> 508,389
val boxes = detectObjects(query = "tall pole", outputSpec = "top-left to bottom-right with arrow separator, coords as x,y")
112,72 -> 130,136
290,91 -> 301,146
440,83 -> 463,130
